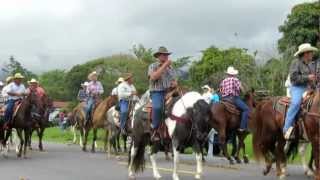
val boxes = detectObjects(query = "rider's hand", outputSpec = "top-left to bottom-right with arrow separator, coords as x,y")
308,74 -> 316,81
164,60 -> 172,67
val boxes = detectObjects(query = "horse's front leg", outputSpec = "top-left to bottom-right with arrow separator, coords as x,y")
72,125 -> 77,144
38,127 -> 45,151
172,143 -> 180,180
23,128 -> 30,158
195,152 -> 203,179
16,129 -> 23,158
128,142 -> 137,179
219,130 -> 234,164
149,145 -> 161,179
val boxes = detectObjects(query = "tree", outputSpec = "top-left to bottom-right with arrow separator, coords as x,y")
39,70 -> 69,100
189,46 -> 256,90
278,2 -> 320,53
2,56 -> 37,81
132,44 -> 155,64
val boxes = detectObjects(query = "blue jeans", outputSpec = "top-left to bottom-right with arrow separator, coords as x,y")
151,91 -> 165,129
119,99 -> 129,130
283,85 -> 306,133
233,96 -> 250,129
4,99 -> 18,122
85,97 -> 95,121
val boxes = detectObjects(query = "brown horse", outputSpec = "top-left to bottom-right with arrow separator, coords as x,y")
1,91 -> 41,158
83,95 -> 117,152
209,91 -> 256,164
303,90 -> 320,180
69,102 -> 86,148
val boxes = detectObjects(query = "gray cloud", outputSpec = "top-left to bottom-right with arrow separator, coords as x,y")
0,0 -> 308,73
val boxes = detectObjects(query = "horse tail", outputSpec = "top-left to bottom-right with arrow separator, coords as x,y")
286,136 -> 299,160
252,101 -> 266,161
130,133 -> 149,172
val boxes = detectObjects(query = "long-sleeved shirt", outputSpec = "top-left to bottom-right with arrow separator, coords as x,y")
117,81 -> 136,100
86,81 -> 104,97
220,77 -> 241,97
6,82 -> 26,100
289,58 -> 311,86
148,62 -> 176,91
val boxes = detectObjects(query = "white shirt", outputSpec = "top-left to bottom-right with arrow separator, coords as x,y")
6,82 -> 26,100
202,92 -> 213,104
117,81 -> 136,100
111,87 -> 118,96
1,85 -> 10,99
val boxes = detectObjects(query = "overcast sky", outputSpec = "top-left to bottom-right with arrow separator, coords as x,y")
0,0 -> 311,73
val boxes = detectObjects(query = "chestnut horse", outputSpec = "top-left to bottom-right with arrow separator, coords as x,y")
209,90 -> 256,164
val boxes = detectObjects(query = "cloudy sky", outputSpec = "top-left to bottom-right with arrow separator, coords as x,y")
0,0 -> 311,73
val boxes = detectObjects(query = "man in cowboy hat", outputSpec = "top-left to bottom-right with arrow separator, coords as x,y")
117,73 -> 137,134
85,71 -> 104,124
148,46 -> 177,141
2,76 -> 13,103
27,78 -> 46,98
111,77 -> 124,96
220,66 -> 249,132
4,73 -> 27,128
283,43 -> 318,140
201,85 -> 213,104
77,82 -> 89,102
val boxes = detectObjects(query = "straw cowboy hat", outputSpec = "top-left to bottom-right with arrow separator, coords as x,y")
226,66 -> 239,75
28,78 -> 39,84
0,81 -> 4,86
294,43 -> 318,57
123,73 -> 133,81
88,71 -> 98,80
13,73 -> 24,79
6,76 -> 13,83
201,85 -> 212,91
153,46 -> 172,58
115,77 -> 124,85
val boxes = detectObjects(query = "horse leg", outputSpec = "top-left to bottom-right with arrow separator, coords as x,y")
23,128 -> 30,158
117,131 -> 121,152
72,125 -> 77,144
311,138 -> 320,180
122,134 -> 127,153
128,142 -> 137,179
195,152 -> 203,179
275,139 -> 286,179
299,142 -> 313,176
219,130 -> 234,164
82,128 -> 88,152
91,128 -> 97,153
172,142 -> 180,180
149,145 -> 161,179
16,129 -> 23,158
38,127 -> 45,151
239,133 -> 249,163
79,128 -> 84,148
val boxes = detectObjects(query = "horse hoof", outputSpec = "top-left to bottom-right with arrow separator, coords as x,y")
128,175 -> 136,180
172,174 -> 180,180
305,170 -> 314,177
243,157 -> 249,164
229,160 -> 235,165
154,174 -> 162,179
194,174 -> 201,179
91,150 -> 95,153
278,174 -> 286,180
263,168 -> 271,176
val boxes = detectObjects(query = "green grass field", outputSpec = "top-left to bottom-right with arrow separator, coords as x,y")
38,127 -> 310,163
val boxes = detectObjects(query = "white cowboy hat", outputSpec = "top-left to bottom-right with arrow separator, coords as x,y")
201,85 -> 211,90
294,43 -> 318,57
88,71 -> 98,80
0,81 -> 4,86
6,76 -> 13,83
13,73 -> 25,79
28,78 -> 39,84
115,77 -> 124,85
226,66 -> 239,75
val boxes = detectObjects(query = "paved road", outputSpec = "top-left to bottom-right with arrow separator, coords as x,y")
0,142 -> 310,180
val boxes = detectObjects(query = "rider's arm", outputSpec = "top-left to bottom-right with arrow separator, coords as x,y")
290,60 -> 309,86
148,61 -> 171,81
97,82 -> 104,95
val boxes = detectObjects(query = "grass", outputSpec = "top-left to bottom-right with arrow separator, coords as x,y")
38,127 -> 311,163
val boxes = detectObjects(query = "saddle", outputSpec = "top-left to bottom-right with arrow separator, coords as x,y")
220,100 -> 240,115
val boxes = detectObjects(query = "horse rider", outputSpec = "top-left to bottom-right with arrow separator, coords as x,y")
85,71 -> 104,125
201,85 -> 213,104
3,73 -> 28,129
2,76 -> 13,104
117,73 -> 137,134
220,66 -> 249,132
148,46 -> 177,142
27,78 -> 46,98
0,81 -> 5,105
77,82 -> 89,102
111,77 -> 124,96
283,43 -> 318,140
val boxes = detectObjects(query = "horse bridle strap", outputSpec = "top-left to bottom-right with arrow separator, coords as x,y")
169,114 -> 190,124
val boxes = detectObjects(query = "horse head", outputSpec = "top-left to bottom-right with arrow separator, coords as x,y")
191,99 -> 211,141
26,90 -> 42,121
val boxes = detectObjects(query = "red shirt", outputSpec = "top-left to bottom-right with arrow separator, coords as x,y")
220,77 -> 241,97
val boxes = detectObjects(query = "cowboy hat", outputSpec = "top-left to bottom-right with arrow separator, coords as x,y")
201,85 -> 211,90
0,81 -> 4,86
123,73 -> 133,81
226,66 -> 239,75
6,76 -> 13,83
115,77 -> 124,85
28,78 -> 39,84
294,43 -> 318,57
153,46 -> 172,58
88,71 -> 98,80
13,73 -> 24,79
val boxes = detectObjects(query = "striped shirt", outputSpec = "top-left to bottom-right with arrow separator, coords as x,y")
148,62 -> 176,91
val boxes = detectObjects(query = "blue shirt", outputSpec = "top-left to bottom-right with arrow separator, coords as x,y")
211,93 -> 220,103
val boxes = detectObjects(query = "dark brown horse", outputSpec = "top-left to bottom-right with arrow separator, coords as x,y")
209,91 -> 256,164
303,90 -> 320,180
28,94 -> 53,151
1,91 -> 41,158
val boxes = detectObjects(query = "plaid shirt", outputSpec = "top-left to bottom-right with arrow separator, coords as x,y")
220,77 -> 241,97
148,62 -> 176,91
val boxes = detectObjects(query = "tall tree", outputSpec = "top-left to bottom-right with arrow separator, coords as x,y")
132,44 -> 155,64
278,2 -> 320,54
2,56 -> 37,81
